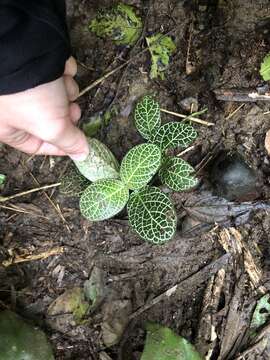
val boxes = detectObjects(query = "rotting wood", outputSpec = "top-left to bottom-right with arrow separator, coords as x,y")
214,89 -> 270,102
129,253 -> 230,320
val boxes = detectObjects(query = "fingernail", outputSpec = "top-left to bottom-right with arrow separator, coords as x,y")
68,152 -> 88,161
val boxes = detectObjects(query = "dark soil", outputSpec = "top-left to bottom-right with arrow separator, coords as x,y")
1,1 -> 270,359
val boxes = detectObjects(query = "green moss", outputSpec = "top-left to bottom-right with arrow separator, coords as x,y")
89,3 -> 142,46
260,53 -> 270,81
146,34 -> 176,79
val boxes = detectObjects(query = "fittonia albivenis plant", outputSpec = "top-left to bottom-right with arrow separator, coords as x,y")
61,95 -> 198,244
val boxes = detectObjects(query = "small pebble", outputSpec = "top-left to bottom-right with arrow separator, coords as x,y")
179,97 -> 199,112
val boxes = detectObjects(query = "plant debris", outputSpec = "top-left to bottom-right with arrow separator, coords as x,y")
89,3 -> 142,46
146,34 -> 176,79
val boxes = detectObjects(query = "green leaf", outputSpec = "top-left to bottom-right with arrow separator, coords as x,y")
60,165 -> 90,197
146,34 -> 176,79
120,144 -> 161,190
260,53 -> 270,81
89,3 -> 142,46
74,138 -> 120,182
134,95 -> 161,140
152,122 -> 197,152
159,157 -> 198,191
251,294 -> 270,330
141,323 -> 203,360
83,115 -> 102,138
0,174 -> 6,189
80,179 -> 129,221
127,186 -> 176,244
0,311 -> 54,360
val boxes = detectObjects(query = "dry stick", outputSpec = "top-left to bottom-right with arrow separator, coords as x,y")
129,253 -> 230,320
0,204 -> 50,220
160,108 -> 214,127
0,183 -> 61,203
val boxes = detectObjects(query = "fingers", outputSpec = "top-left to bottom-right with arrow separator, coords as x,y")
0,127 -> 66,156
64,56 -> 77,77
69,102 -> 81,124
64,75 -> 80,101
52,123 -> 89,161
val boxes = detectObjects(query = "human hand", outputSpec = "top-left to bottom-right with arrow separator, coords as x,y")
0,57 -> 89,160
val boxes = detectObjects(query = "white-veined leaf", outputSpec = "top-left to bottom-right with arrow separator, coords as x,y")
74,138 -> 120,182
159,157 -> 198,191
134,95 -> 161,140
152,122 -> 197,152
80,179 -> 129,221
120,143 -> 161,190
60,165 -> 90,197
127,186 -> 177,244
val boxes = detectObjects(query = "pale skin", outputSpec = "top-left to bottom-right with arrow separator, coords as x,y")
0,57 -> 89,161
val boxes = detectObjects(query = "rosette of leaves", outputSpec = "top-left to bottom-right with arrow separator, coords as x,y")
69,95 -> 198,244
134,95 -> 198,192
89,3 -> 142,46
79,142 -> 177,244
146,33 -> 176,79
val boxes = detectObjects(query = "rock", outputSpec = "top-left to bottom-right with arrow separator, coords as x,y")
47,287 -> 90,332
209,152 -> 260,201
0,310 -> 54,360
265,130 -> 270,156
101,299 -> 132,347
179,97 -> 199,113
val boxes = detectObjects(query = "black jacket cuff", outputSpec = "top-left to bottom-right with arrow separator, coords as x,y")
0,0 -> 71,95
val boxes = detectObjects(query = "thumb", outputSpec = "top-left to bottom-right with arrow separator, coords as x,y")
46,118 -> 89,160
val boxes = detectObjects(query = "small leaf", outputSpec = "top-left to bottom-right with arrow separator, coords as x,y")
152,122 -> 197,152
120,144 -> 161,190
127,186 -> 176,244
60,165 -> 90,197
141,323 -> 203,360
80,179 -> 129,221
134,95 -> 161,140
83,114 -> 102,137
146,34 -> 176,79
89,4 -> 142,46
0,174 -> 6,186
0,311 -> 55,360
260,53 -> 270,81
159,157 -> 198,191
74,138 -> 120,182
251,294 -> 270,330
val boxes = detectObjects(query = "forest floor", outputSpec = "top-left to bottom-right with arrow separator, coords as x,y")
1,1 -> 270,359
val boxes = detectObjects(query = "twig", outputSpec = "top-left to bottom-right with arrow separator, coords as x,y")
215,89 -> 270,102
0,204 -> 49,220
160,108 -> 214,126
2,247 -> 64,267
129,253 -> 230,320
225,104 -> 245,120
0,183 -> 61,203
177,145 -> 196,157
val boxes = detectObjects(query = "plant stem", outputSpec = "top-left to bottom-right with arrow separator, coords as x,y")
160,108 -> 214,126
0,183 -> 61,203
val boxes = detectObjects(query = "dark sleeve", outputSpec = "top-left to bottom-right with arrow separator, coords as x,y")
0,0 -> 71,95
